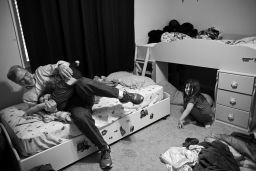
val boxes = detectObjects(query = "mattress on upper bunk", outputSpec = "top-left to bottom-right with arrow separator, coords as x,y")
160,32 -> 256,50
0,83 -> 163,157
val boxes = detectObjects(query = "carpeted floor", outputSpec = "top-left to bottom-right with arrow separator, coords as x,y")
61,105 -> 215,171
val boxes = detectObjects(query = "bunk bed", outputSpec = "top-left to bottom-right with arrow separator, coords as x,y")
146,35 -> 256,133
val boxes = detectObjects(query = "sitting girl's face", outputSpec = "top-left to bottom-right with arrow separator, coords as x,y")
185,83 -> 193,96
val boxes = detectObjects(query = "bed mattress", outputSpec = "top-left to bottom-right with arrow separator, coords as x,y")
0,84 -> 163,157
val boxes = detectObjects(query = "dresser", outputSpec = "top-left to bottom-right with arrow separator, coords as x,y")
215,70 -> 256,132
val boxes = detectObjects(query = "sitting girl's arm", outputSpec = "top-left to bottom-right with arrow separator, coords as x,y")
178,103 -> 194,129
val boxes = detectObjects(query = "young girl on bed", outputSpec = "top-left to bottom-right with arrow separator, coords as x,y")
178,79 -> 214,129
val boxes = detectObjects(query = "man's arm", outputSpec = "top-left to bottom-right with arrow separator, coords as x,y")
36,60 -> 73,80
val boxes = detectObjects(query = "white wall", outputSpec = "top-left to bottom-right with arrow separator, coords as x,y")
135,0 -> 256,44
0,0 -> 23,109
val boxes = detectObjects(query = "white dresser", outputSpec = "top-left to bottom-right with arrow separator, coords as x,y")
215,70 -> 256,132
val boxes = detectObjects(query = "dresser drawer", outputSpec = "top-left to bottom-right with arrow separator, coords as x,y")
216,104 -> 249,129
217,89 -> 252,111
218,72 -> 254,95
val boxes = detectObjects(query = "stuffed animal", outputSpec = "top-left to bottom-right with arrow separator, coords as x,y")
179,22 -> 198,37
147,19 -> 198,43
148,29 -> 163,43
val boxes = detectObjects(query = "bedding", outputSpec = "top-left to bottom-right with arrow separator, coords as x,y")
0,80 -> 163,157
160,31 -> 256,50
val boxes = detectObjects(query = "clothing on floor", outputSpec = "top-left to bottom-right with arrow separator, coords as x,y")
218,132 -> 256,163
160,145 -> 204,171
193,140 -> 240,171
182,137 -> 199,148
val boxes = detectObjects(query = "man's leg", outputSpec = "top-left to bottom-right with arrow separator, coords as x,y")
70,106 -> 108,149
75,77 -> 144,105
67,95 -> 112,169
70,106 -> 112,169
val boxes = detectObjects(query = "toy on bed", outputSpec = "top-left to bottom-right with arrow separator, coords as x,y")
0,71 -> 170,171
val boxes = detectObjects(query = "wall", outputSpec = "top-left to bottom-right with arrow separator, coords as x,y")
1,0 -> 256,109
0,0 -> 23,109
135,0 -> 256,44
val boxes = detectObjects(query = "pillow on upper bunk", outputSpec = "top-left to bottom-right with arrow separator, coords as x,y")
161,32 -> 192,43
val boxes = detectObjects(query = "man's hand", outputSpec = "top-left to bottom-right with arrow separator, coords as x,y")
177,120 -> 185,129
58,64 -> 73,79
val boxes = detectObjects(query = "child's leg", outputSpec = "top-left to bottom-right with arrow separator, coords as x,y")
190,107 -> 213,126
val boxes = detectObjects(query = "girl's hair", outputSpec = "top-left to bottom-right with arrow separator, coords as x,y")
183,79 -> 201,99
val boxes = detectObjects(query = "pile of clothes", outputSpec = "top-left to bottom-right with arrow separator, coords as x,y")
160,132 -> 256,171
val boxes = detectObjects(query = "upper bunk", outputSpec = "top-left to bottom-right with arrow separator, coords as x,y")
150,35 -> 256,75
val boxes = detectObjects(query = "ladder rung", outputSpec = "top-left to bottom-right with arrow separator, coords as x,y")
135,59 -> 154,62
137,70 -> 152,75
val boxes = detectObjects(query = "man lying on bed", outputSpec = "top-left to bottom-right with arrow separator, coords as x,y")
7,60 -> 144,169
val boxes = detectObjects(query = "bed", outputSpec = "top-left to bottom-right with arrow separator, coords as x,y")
137,34 -> 256,133
0,74 -> 170,171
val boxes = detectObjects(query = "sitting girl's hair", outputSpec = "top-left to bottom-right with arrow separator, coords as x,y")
183,79 -> 201,102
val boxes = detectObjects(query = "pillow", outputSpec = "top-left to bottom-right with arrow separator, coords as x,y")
117,75 -> 156,89
157,80 -> 184,105
106,71 -> 133,81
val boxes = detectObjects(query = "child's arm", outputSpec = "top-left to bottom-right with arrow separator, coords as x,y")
24,100 -> 57,116
178,103 -> 194,129
24,103 -> 46,116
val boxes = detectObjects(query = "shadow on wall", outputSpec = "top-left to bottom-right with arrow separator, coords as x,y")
0,81 -> 23,110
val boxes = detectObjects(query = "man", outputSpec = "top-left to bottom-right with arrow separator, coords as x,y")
7,61 -> 144,169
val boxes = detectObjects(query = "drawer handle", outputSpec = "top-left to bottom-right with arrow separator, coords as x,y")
227,113 -> 234,121
230,98 -> 236,105
231,81 -> 238,89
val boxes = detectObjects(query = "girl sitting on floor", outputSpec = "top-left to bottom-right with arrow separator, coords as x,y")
178,79 -> 214,129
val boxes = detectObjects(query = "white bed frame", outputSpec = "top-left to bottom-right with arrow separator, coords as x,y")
150,39 -> 256,83
0,93 -> 170,171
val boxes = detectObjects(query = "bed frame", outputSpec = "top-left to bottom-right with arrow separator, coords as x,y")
150,39 -> 256,83
0,92 -> 170,171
